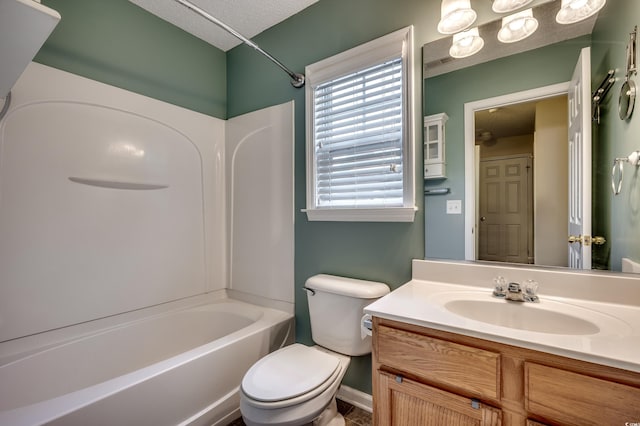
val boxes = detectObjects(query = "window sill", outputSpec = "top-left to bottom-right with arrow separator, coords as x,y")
303,207 -> 417,223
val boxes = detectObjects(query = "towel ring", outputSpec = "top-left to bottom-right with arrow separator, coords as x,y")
620,26 -> 638,120
619,79 -> 637,120
612,150 -> 640,195
612,160 -> 624,195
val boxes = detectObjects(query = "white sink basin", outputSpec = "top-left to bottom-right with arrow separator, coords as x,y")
430,291 -> 630,336
444,299 -> 599,335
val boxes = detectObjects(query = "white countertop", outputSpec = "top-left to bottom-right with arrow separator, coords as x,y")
365,277 -> 640,373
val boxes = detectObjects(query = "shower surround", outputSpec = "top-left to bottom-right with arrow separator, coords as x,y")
0,62 -> 294,425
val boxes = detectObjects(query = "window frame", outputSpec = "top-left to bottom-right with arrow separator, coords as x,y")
304,26 -> 416,222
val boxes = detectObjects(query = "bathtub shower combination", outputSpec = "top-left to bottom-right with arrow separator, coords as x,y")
0,63 -> 295,425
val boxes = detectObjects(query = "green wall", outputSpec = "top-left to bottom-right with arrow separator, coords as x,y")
29,0 -> 640,397
423,36 -> 591,260
591,0 -> 640,270
37,0 -> 227,118
226,0 -> 434,393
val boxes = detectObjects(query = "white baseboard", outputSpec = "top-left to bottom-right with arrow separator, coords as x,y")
336,385 -> 372,413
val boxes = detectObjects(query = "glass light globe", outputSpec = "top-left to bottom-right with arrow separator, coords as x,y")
556,0 -> 606,24
498,9 -> 539,43
438,0 -> 477,34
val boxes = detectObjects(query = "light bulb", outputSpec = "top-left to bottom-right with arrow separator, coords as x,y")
459,35 -> 474,47
492,0 -> 534,14
438,0 -> 477,34
556,0 -> 606,24
498,8 -> 538,43
450,27 -> 484,58
570,0 -> 589,9
508,17 -> 526,31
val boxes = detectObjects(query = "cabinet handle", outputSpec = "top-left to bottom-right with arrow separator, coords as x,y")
395,375 -> 403,384
471,399 -> 480,409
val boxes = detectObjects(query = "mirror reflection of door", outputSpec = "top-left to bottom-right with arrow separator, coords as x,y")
568,47 -> 592,270
474,95 -> 569,267
478,155 -> 533,264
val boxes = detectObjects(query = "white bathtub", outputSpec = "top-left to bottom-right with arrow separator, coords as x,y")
0,295 -> 293,426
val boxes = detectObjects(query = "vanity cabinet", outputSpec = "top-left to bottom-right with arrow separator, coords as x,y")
372,317 -> 640,426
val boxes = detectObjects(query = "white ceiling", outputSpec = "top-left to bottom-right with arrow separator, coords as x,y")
128,0 -> 319,52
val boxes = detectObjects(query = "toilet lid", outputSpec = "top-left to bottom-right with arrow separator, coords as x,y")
241,344 -> 340,402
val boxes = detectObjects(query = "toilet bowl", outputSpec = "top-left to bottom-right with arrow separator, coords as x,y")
240,344 -> 350,426
239,274 -> 390,426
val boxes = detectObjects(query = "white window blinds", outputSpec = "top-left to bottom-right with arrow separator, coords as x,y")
304,26 -> 415,222
313,57 -> 404,208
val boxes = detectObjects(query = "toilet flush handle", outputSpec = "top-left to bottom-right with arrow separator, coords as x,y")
302,286 -> 316,296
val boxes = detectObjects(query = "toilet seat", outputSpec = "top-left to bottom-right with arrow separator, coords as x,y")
241,344 -> 342,409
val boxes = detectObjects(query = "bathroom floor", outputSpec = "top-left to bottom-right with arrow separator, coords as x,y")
227,399 -> 372,426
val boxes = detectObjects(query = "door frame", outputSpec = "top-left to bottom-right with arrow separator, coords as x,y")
464,82 -> 570,261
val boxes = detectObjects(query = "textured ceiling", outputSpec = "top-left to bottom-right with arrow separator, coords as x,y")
475,101 -> 538,143
474,95 -> 567,144
129,0 -> 318,51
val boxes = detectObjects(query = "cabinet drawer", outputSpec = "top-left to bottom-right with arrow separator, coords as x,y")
525,362 -> 640,426
376,325 -> 501,400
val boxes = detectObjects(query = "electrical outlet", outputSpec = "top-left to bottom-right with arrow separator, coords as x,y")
446,200 -> 462,214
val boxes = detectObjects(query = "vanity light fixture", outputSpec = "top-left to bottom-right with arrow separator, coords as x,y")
497,8 -> 539,43
491,0 -> 533,14
556,0 -> 606,24
437,0 -> 477,34
449,27 -> 484,58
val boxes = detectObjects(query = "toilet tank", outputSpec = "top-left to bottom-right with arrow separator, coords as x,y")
305,274 -> 390,356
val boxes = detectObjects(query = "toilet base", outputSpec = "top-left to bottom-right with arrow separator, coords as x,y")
312,399 -> 344,426
242,397 -> 345,426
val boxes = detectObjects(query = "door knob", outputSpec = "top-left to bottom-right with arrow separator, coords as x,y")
480,216 -> 486,222
568,235 -> 583,244
568,235 -> 607,246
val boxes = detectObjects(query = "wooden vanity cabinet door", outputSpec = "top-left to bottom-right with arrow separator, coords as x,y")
525,362 -> 640,426
376,371 -> 502,426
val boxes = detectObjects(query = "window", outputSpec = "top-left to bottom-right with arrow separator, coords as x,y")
304,26 -> 416,222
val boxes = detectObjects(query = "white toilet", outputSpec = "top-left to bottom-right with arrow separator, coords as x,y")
240,274 -> 390,426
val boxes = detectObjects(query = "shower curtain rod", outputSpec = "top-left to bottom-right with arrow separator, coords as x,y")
174,0 -> 305,88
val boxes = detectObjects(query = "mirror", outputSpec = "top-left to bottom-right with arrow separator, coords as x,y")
423,0 -> 640,273
472,92 -> 569,267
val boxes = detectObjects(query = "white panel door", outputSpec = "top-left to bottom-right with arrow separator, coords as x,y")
478,156 -> 532,264
568,47 -> 592,269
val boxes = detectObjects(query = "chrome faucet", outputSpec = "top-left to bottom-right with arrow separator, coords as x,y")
493,277 -> 539,302
506,282 -> 525,302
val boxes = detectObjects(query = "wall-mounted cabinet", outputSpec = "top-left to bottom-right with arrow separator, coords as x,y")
424,113 -> 447,179
0,0 -> 61,99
